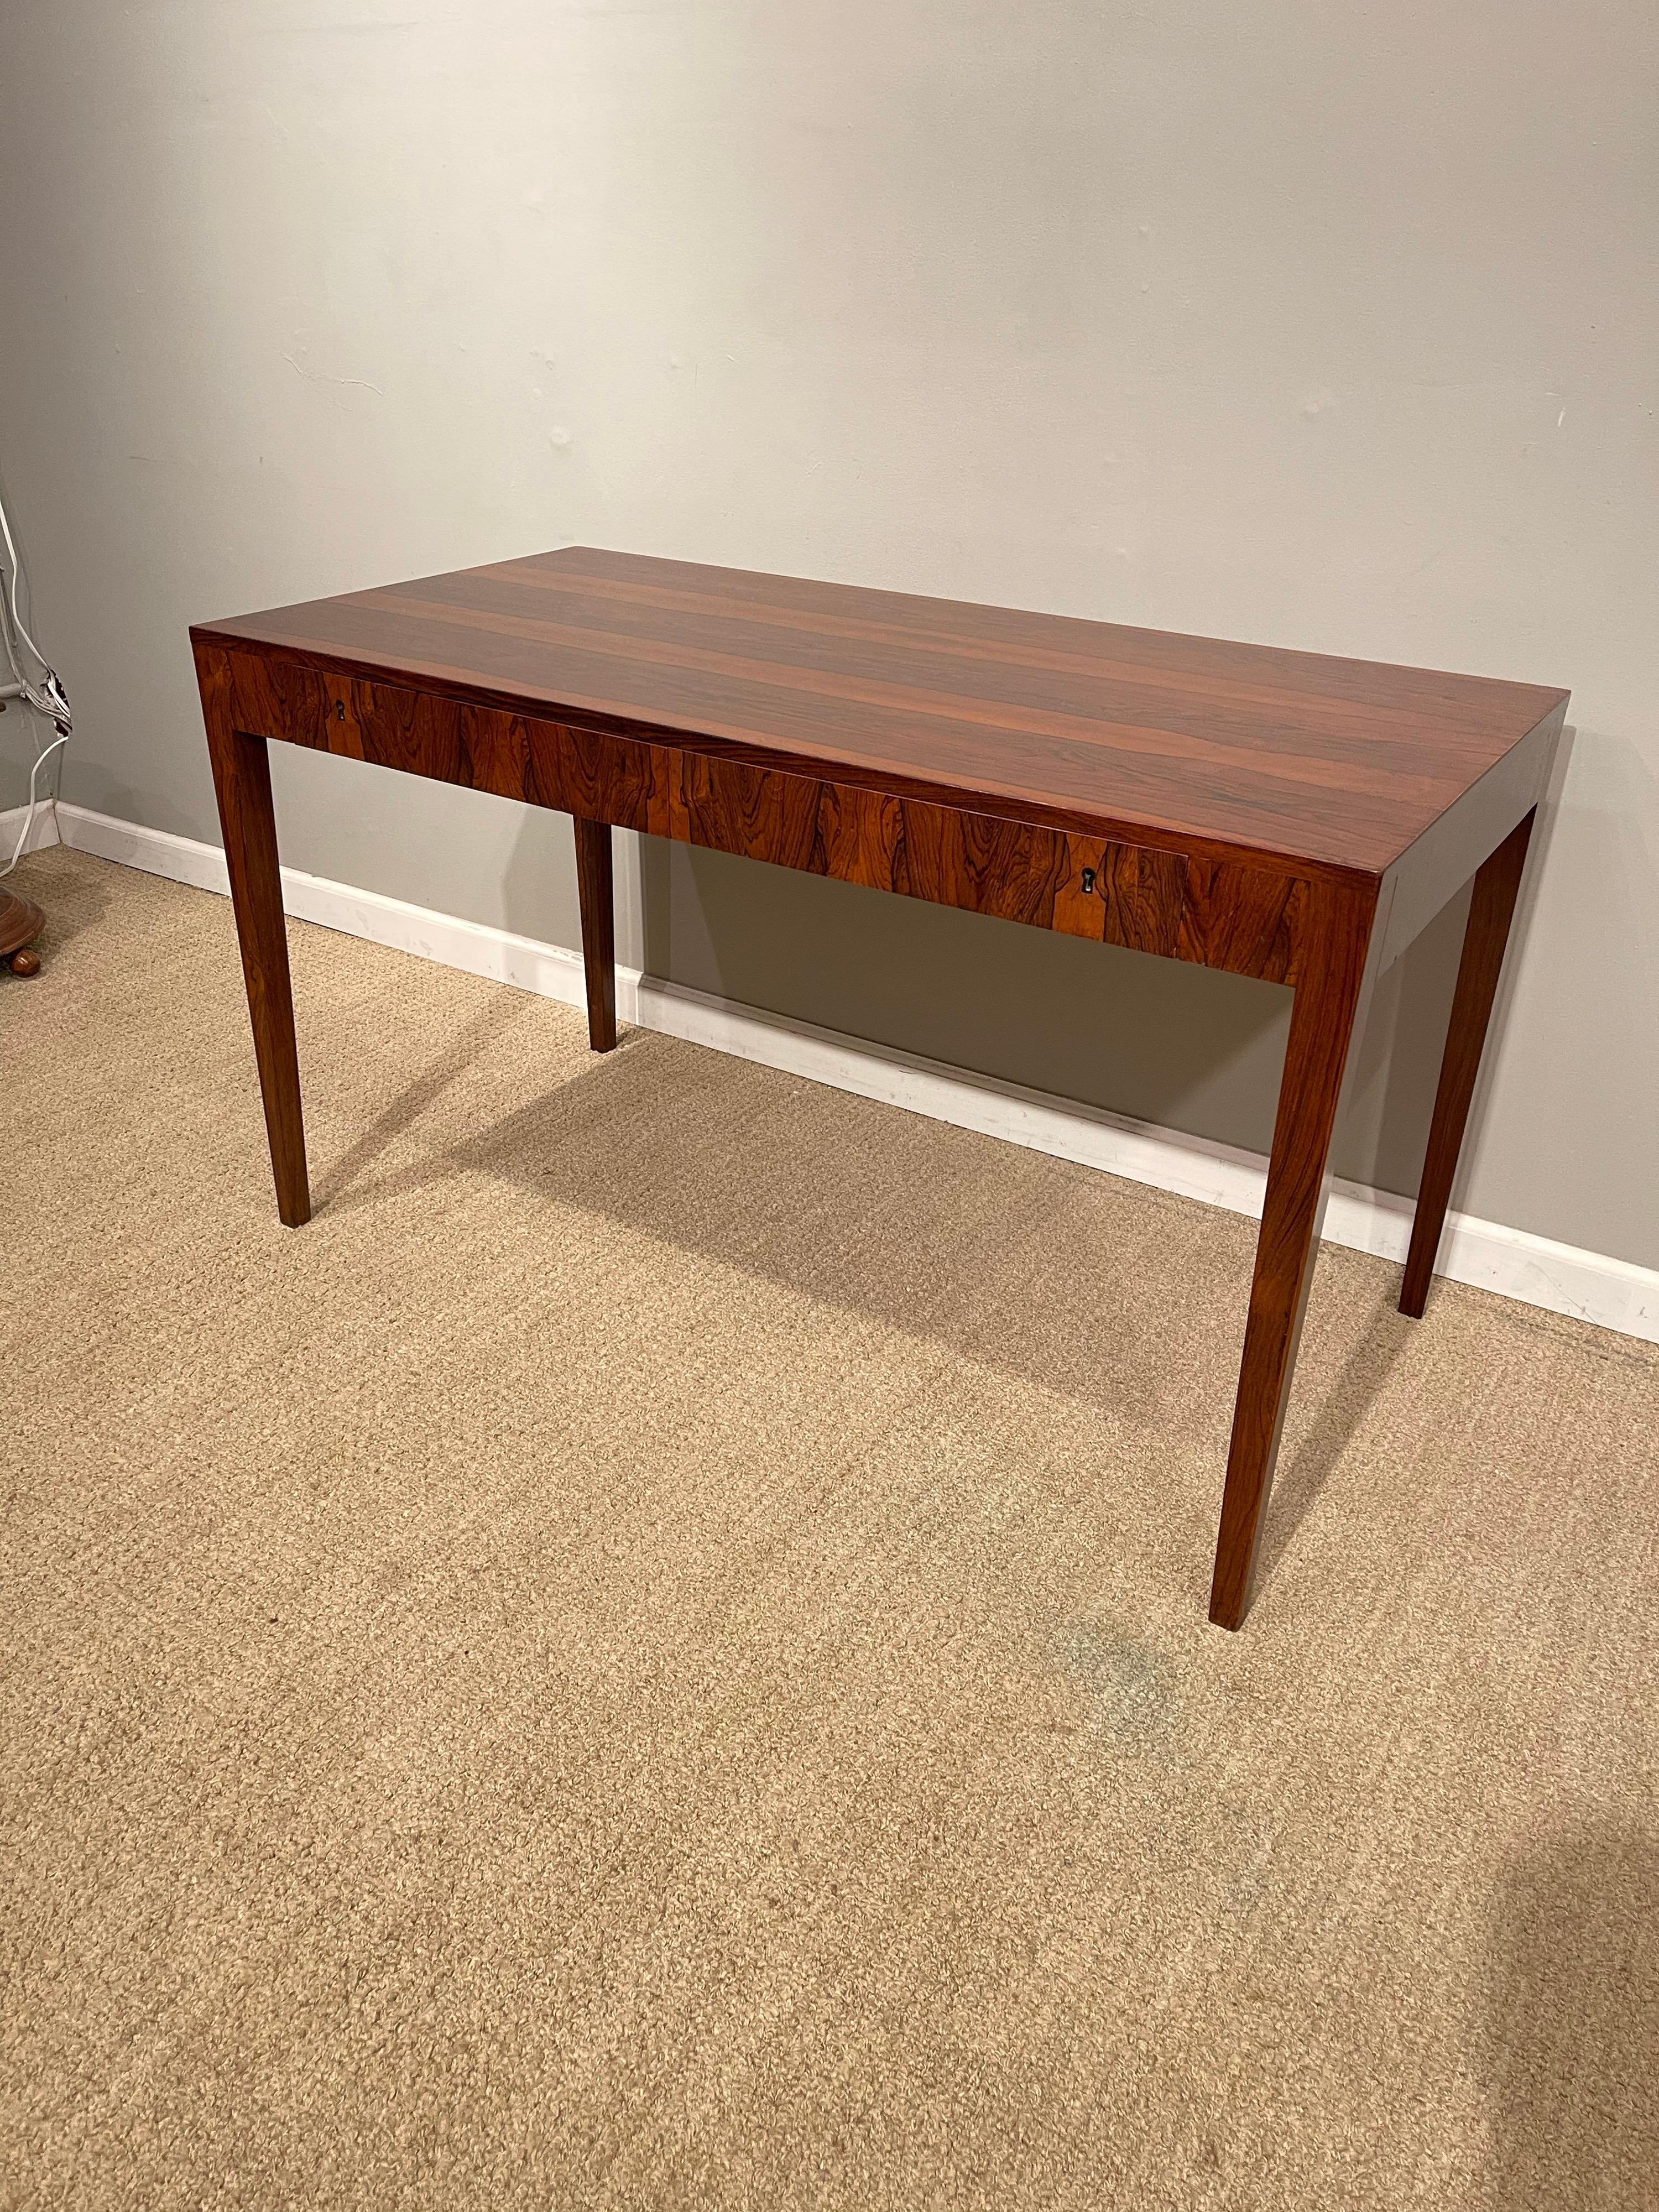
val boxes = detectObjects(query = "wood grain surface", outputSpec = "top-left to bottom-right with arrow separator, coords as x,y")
190,548 -> 1570,1631
1399,810 -> 1536,1318
573,815 -> 618,1055
192,545 -> 1567,879
1208,879 -> 1381,1629
201,713 -> 311,1228
196,643 -> 1308,983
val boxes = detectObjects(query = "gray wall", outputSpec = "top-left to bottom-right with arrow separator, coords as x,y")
1,1 -> 1653,1267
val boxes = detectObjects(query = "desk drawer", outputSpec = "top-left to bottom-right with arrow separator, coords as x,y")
198,642 -> 1303,982
672,752 -> 1302,980
207,648 -> 679,835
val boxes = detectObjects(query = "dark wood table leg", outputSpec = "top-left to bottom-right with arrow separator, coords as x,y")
1208,886 -> 1380,1630
205,719 -> 310,1227
574,815 -> 617,1052
1399,810 -> 1535,1318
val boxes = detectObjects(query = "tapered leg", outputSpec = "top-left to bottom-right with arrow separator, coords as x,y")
573,815 -> 617,1052
1399,811 -> 1535,1318
205,721 -> 310,1227
1209,886 -> 1379,1630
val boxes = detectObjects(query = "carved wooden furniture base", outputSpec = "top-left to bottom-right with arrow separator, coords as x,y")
0,885 -> 44,975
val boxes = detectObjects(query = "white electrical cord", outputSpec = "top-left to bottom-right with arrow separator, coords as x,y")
0,481 -> 72,878
0,488 -> 50,670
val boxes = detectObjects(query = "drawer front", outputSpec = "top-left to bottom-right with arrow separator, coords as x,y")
201,644 -> 1304,982
674,754 -> 1303,979
207,648 -> 679,836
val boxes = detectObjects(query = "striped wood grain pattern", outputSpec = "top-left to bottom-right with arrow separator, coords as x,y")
190,549 -> 1570,1631
192,545 -> 1568,881
198,643 -> 1306,984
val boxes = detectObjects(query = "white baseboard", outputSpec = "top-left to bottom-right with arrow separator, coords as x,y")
38,800 -> 1659,1347
1,796 -> 62,863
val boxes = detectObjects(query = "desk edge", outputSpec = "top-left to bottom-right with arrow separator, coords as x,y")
190,624 -> 1408,891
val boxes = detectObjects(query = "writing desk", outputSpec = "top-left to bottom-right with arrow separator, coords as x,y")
191,548 -> 1567,1628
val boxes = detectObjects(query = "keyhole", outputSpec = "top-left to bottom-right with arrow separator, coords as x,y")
335,699 -> 345,721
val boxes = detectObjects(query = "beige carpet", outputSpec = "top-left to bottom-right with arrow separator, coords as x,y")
2,842 -> 1656,2211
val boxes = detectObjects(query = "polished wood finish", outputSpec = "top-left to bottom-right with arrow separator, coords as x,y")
1,886 -> 44,972
199,667 -> 310,1228
196,643 -> 1314,987
191,549 -> 1568,1626
573,816 -> 617,1052
1208,882 -> 1381,1629
194,546 -> 1566,878
1400,810 -> 1536,1318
